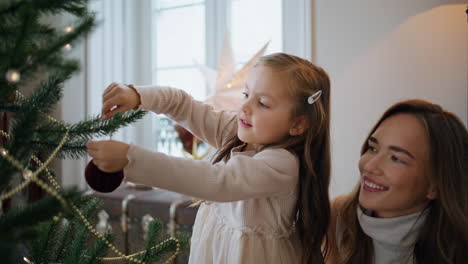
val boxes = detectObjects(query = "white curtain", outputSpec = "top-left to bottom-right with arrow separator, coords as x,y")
86,0 -> 154,148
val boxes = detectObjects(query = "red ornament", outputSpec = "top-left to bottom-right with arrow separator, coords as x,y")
174,124 -> 200,154
85,159 -> 124,193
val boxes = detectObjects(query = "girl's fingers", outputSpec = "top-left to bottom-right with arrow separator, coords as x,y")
87,149 -> 98,157
103,105 -> 130,120
103,107 -> 118,120
102,88 -> 117,104
103,83 -> 125,103
86,141 -> 99,150
102,82 -> 119,97
87,141 -> 100,158
92,158 -> 103,167
101,97 -> 120,117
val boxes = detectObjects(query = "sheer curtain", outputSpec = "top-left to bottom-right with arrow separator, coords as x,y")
87,0 -> 154,148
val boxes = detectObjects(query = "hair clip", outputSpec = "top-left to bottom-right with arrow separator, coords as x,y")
307,90 -> 322,105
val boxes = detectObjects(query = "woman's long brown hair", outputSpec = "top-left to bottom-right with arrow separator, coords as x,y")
212,53 -> 332,264
337,100 -> 468,264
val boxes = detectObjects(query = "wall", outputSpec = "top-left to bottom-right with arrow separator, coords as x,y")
313,0 -> 468,198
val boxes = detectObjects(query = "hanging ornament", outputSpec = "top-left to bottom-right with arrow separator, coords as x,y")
85,159 -> 124,193
5,69 -> 21,83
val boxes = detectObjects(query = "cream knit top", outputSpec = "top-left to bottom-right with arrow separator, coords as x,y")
123,86 -> 302,264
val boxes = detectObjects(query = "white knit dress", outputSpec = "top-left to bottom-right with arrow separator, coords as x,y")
123,85 -> 303,263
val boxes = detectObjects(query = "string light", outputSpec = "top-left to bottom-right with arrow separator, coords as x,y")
5,69 -> 21,83
23,257 -> 32,264
63,43 -> 72,51
22,169 -> 33,180
64,26 -> 73,33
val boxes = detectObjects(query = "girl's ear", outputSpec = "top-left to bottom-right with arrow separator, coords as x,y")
289,116 -> 309,136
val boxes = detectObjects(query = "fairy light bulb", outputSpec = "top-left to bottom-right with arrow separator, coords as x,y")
65,26 -> 73,33
23,169 -> 33,179
64,43 -> 72,51
23,257 -> 32,263
5,69 -> 21,83
0,148 -> 7,156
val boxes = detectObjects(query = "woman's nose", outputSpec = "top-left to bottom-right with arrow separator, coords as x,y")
363,154 -> 383,174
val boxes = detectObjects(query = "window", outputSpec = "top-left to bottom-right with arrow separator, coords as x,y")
87,0 -> 311,156
152,0 -> 206,100
151,0 -> 283,98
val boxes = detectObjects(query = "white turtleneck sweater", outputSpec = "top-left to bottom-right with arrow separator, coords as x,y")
355,207 -> 428,264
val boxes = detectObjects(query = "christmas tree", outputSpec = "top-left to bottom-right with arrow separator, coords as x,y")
0,0 -> 185,263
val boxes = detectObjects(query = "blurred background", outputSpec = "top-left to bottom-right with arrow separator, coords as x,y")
55,0 -> 467,199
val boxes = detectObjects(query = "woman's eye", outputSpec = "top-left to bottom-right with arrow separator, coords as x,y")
367,146 -> 377,153
391,155 -> 405,164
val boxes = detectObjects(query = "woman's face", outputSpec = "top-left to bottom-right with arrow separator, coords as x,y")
358,113 -> 435,218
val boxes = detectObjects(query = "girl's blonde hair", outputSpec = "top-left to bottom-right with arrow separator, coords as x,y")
337,100 -> 468,264
212,53 -> 332,264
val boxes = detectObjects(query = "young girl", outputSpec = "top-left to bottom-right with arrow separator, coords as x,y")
327,100 -> 468,264
87,53 -> 332,263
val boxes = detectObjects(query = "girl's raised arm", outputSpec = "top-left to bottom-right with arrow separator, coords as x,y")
135,85 -> 237,149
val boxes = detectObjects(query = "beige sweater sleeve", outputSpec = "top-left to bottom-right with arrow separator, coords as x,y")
134,85 -> 237,149
124,146 -> 299,202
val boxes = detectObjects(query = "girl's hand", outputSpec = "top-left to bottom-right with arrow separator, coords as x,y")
101,82 -> 141,120
86,140 -> 130,172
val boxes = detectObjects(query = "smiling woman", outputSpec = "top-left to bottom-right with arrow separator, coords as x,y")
358,113 -> 435,219
326,100 -> 468,264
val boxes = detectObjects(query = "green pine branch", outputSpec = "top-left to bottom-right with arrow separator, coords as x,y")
35,110 -> 147,141
22,14 -> 95,74
80,233 -> 113,264
0,70 -> 71,187
0,102 -> 20,112
0,188 -> 83,253
129,221 -> 190,264
141,220 -> 163,262
63,198 -> 101,264
0,0 -> 89,20
29,111 -> 146,159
